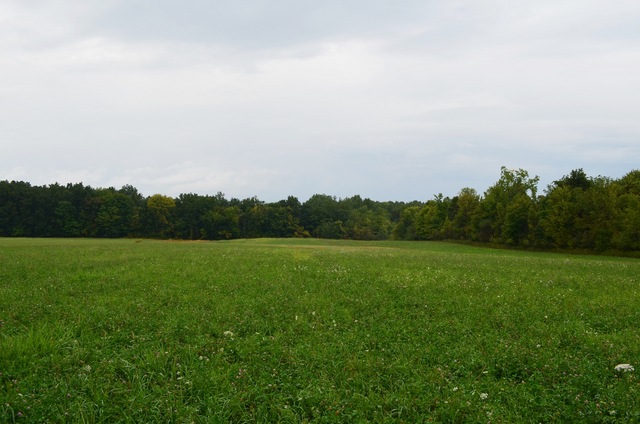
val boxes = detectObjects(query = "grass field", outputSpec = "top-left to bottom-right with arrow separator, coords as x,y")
1,238 -> 640,423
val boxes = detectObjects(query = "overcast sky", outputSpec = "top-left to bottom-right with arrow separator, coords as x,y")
1,1 -> 639,202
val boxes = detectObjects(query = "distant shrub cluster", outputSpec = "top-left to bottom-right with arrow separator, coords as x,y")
1,167 -> 639,252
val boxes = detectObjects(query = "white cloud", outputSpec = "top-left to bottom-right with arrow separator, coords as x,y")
1,0 -> 639,201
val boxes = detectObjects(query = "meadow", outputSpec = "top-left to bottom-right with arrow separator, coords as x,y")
1,238 -> 640,423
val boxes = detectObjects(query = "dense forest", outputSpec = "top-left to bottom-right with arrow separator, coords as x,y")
1,167 -> 639,253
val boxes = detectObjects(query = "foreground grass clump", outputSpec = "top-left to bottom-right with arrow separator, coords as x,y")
1,238 -> 640,422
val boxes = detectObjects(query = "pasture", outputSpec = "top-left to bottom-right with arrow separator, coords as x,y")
1,238 -> 640,422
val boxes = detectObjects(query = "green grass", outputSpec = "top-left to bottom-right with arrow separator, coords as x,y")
1,238 -> 640,422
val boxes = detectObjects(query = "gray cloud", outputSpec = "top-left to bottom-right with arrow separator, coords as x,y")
94,1 -> 433,48
1,0 -> 639,201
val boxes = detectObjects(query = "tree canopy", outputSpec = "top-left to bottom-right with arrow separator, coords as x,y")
1,167 -> 639,253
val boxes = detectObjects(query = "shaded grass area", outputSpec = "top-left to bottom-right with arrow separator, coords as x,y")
1,238 -> 640,422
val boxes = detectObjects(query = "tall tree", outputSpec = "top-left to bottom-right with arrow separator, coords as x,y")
540,185 -> 581,248
0,181 -> 31,236
143,194 -> 176,238
348,206 -> 392,240
612,170 -> 640,250
415,194 -> 452,240
478,167 -> 539,244
174,193 -> 222,239
300,194 -> 346,237
580,176 -> 617,251
201,206 -> 240,239
393,205 -> 421,240
451,187 -> 480,240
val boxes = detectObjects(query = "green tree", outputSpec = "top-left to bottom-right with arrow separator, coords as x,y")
118,184 -> 144,235
237,197 -> 263,237
301,194 -> 346,237
540,169 -> 599,248
174,193 -> 228,239
144,194 -> 176,238
502,193 -> 534,245
478,167 -> 539,244
415,194 -> 452,240
0,181 -> 30,236
316,220 -> 347,239
612,170 -> 640,250
201,206 -> 240,239
451,188 -> 480,240
83,189 -> 137,238
553,168 -> 592,190
262,203 -> 304,237
277,196 -> 308,237
540,185 -> 580,248
415,202 -> 441,240
348,206 -> 392,240
580,176 -> 617,251
54,200 -> 81,237
613,193 -> 640,250
393,206 -> 421,240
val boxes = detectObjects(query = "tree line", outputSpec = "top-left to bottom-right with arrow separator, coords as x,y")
1,167 -> 639,252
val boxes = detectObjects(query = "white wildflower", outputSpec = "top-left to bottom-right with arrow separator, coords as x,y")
480,393 -> 488,400
223,331 -> 234,337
